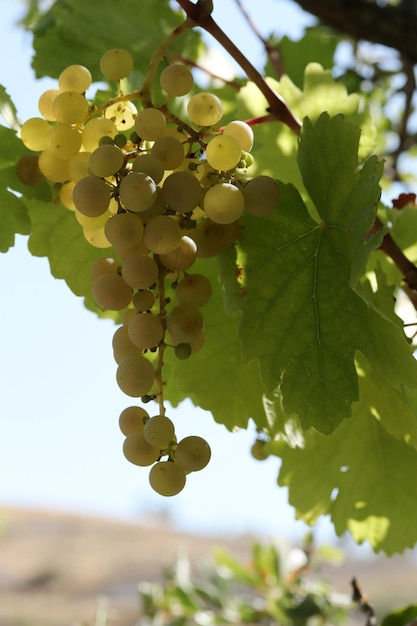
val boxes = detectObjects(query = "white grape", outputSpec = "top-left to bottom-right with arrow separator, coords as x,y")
149,461 -> 186,496
72,176 -> 111,217
100,49 -> 134,80
119,172 -> 157,212
123,432 -> 160,466
187,92 -> 223,127
205,134 -> 241,171
174,435 -> 211,471
203,183 -> 244,224
143,415 -> 175,448
92,272 -> 133,310
135,108 -> 167,140
223,120 -> 254,151
116,354 -> 155,397
160,64 -> 193,96
119,406 -> 149,436
20,117 -> 50,152
59,64 -> 92,93
243,175 -> 280,216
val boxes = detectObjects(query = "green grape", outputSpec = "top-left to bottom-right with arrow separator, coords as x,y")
104,212 -> 144,257
82,117 -> 117,151
223,120 -> 254,151
75,207 -> 112,229
149,461 -> 186,496
89,144 -> 125,178
174,435 -> 211,471
123,432 -> 160,466
112,324 -> 142,363
68,151 -> 92,182
162,171 -> 202,213
121,253 -> 159,289
92,272 -> 133,310
187,92 -> 223,127
100,48 -> 134,80
205,134 -> 241,171
119,172 -> 157,212
132,289 -> 155,312
16,154 -> 44,186
160,63 -> 194,96
166,303 -> 203,344
119,406 -> 149,436
52,90 -> 89,125
136,188 -> 167,224
132,153 -> 164,184
175,274 -> 212,307
122,308 -> 137,326
113,133 -> 127,148
143,415 -> 175,448
38,89 -> 60,121
90,257 -> 121,283
128,312 -> 164,349
38,150 -> 70,183
72,176 -> 111,217
174,343 -> 192,359
59,64 -> 92,93
116,354 -> 155,397
83,226 -> 111,249
46,124 -> 82,159
160,236 -> 197,271
105,101 -> 137,131
189,219 -> 238,258
143,215 -> 182,255
135,108 -> 167,140
203,183 -> 244,224
250,439 -> 269,461
243,175 -> 280,216
20,117 -> 50,152
151,136 -> 184,170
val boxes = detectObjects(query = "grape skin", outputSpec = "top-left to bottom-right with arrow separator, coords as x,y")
119,406 -> 149,436
93,273 -> 133,310
123,432 -> 160,466
160,64 -> 193,96
203,183 -> 244,224
116,354 -> 155,397
149,461 -> 186,496
174,436 -> 211,471
143,415 -> 175,448
100,49 -> 134,80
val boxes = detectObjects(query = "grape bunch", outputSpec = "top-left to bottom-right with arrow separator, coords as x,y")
19,48 -> 280,496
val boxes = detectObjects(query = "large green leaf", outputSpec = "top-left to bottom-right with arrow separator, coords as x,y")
0,124 -> 31,251
221,113 -> 417,434
31,0 -> 202,82
274,410 -> 417,554
24,197 -> 117,315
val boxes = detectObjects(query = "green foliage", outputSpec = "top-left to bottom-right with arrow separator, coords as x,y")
30,0 -> 203,82
138,539 -> 350,626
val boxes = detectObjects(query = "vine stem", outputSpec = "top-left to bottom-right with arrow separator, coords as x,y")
155,259 -> 168,417
175,0 -> 302,135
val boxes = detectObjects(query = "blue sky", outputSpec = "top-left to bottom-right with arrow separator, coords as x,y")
0,1 -> 340,542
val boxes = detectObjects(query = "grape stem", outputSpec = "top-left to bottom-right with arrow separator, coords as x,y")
155,257 -> 169,417
175,0 -> 302,136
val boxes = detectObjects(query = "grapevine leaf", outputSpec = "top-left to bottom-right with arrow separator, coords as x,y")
0,125 -> 31,251
162,258 -> 268,432
269,26 -> 338,89
223,113 -> 417,434
0,188 -> 30,252
0,85 -> 20,130
23,197 -> 117,315
31,0 -> 202,82
274,411 -> 417,554
235,63 -> 376,193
